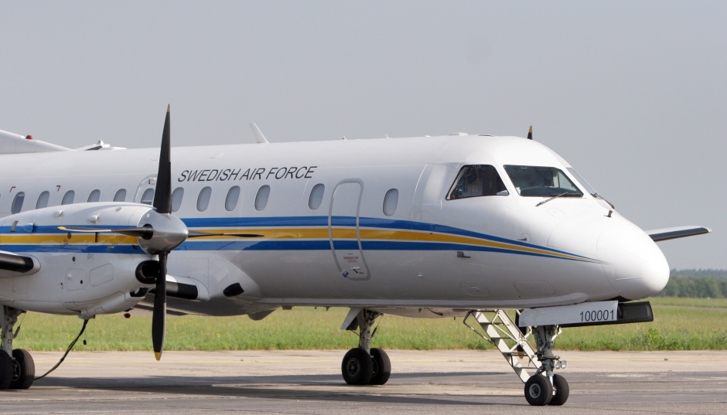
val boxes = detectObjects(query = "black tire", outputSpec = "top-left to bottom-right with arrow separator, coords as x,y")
524,375 -> 553,406
10,349 -> 35,390
341,348 -> 373,385
369,348 -> 391,385
0,351 -> 12,390
548,374 -> 569,406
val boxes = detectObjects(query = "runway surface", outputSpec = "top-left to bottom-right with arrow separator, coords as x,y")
1,350 -> 726,414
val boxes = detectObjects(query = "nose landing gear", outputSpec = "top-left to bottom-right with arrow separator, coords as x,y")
526,325 -> 569,406
340,309 -> 391,386
464,310 -> 569,406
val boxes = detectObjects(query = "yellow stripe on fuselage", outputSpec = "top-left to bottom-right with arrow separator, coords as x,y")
191,226 -> 597,263
0,226 -> 597,263
0,234 -> 137,245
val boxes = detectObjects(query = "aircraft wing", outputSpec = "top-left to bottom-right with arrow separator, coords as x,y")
0,129 -> 71,154
646,226 -> 711,242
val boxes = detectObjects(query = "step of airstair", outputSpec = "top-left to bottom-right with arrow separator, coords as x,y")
465,309 -> 542,383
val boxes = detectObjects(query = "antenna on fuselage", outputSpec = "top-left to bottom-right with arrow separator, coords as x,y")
250,123 -> 269,144
527,126 -> 533,140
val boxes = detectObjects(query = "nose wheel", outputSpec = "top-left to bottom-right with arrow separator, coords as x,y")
549,374 -> 569,405
524,375 -> 552,405
523,374 -> 569,406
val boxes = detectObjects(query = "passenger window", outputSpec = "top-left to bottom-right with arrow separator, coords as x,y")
141,189 -> 155,205
36,191 -> 50,209
383,189 -> 399,216
225,186 -> 240,211
447,165 -> 509,200
171,187 -> 184,212
308,184 -> 324,210
11,192 -> 25,214
61,190 -> 75,205
197,186 -> 212,211
88,189 -> 101,202
255,185 -> 270,211
114,189 -> 127,202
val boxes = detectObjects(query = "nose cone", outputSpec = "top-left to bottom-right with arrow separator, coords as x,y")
598,222 -> 670,300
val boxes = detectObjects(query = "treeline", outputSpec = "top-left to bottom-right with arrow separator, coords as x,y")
656,269 -> 727,298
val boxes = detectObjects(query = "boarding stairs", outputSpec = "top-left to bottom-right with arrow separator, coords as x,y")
464,310 -> 541,383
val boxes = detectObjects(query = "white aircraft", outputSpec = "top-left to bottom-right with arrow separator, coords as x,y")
0,110 -> 709,405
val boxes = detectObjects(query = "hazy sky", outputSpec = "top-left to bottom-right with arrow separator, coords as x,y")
1,1 -> 724,269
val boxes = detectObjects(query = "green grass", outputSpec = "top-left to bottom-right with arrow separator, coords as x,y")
557,297 -> 727,351
11,297 -> 727,352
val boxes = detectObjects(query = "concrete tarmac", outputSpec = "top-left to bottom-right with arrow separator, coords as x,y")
1,350 -> 726,414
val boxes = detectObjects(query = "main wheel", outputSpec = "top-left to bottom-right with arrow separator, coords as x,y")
524,375 -> 553,406
548,374 -> 569,406
369,348 -> 391,385
341,348 -> 373,385
0,351 -> 12,390
10,349 -> 35,390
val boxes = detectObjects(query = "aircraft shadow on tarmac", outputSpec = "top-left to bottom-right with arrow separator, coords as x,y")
28,372 -> 523,407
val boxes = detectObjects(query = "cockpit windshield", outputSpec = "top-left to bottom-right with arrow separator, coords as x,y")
447,165 -> 509,200
504,165 -> 583,198
567,166 -> 614,208
566,167 -> 597,195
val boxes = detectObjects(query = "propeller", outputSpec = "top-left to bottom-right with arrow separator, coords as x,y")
527,126 -> 533,140
58,106 -> 261,360
151,105 -> 172,361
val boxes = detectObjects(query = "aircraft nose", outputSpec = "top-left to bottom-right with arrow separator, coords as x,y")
597,222 -> 670,300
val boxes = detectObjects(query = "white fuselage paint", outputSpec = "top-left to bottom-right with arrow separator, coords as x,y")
0,135 -> 669,316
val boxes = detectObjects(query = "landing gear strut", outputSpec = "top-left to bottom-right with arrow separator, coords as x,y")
340,309 -> 391,386
1,306 -> 35,390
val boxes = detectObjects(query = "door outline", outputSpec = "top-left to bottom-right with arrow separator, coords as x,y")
328,179 -> 371,280
134,175 -> 157,204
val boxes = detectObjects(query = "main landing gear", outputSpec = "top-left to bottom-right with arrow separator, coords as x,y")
464,310 -> 569,406
340,309 -> 391,386
1,306 -> 35,390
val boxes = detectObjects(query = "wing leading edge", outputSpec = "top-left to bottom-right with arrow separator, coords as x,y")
646,226 -> 711,242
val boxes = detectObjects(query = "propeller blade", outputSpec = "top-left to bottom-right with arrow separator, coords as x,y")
153,105 -> 172,214
152,252 -> 167,361
58,226 -> 154,239
527,126 -> 533,140
187,230 -> 263,238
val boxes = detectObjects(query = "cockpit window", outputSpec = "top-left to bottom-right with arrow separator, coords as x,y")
567,166 -> 614,208
447,165 -> 509,200
566,167 -> 597,195
504,165 -> 583,197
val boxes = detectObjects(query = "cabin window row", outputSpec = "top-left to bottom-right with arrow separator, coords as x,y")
7,183 -> 401,217
10,188 -> 131,214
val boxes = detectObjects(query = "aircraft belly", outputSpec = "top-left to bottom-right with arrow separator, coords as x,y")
235,247 -> 606,306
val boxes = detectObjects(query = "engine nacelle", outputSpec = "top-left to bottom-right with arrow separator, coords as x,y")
0,202 -> 163,316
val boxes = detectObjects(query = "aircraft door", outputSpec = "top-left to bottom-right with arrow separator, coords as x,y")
328,180 -> 370,280
134,175 -> 157,205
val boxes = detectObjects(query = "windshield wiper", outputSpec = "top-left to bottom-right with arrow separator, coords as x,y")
536,192 -> 580,207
